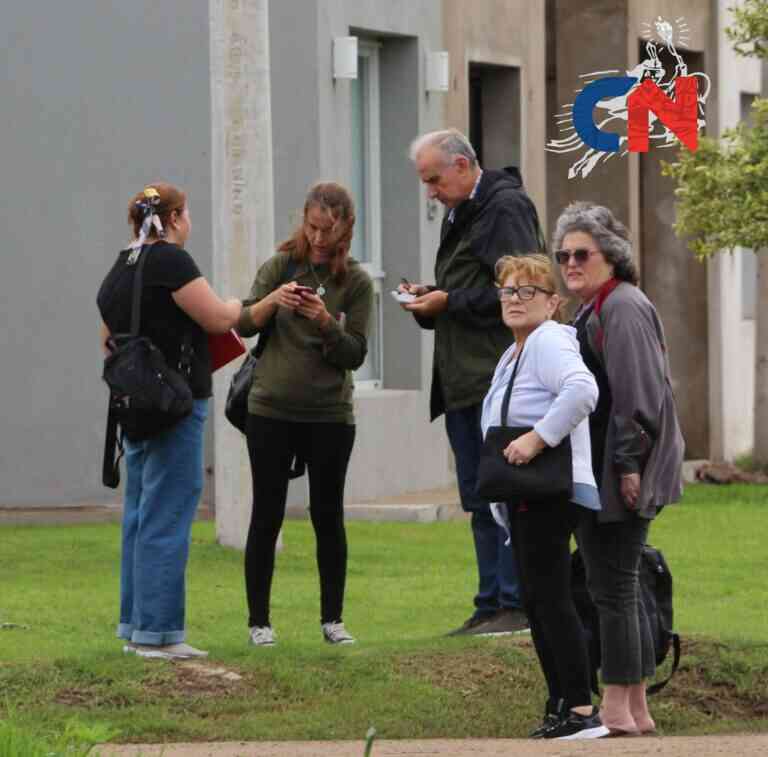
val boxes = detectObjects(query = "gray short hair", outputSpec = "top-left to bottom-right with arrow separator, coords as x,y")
409,129 -> 478,167
552,202 -> 638,285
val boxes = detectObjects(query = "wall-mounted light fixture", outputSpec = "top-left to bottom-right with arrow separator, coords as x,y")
333,36 -> 358,79
425,51 -> 450,92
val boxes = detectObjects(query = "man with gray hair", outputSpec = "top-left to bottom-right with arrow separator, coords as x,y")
400,128 -> 544,636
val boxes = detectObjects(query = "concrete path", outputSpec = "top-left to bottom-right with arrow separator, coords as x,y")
101,734 -> 768,757
0,486 -> 465,526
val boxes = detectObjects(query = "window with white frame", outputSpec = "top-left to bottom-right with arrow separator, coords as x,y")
350,39 -> 383,388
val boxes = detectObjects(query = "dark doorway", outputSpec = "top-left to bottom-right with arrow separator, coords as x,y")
468,62 -> 521,169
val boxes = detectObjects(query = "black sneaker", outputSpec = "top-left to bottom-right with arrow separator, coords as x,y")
446,613 -> 493,637
530,698 -> 565,739
529,712 -> 561,739
474,608 -> 529,636
544,707 -> 610,740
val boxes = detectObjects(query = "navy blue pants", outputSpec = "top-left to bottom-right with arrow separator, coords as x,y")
445,403 -> 522,616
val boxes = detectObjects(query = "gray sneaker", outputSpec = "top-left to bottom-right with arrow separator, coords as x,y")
322,621 -> 356,644
249,626 -> 277,646
474,608 -> 529,636
128,642 -> 209,660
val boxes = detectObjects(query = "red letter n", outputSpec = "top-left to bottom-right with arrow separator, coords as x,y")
627,76 -> 699,153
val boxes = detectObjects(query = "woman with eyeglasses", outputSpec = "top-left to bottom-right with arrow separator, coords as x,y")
553,202 -> 684,736
481,254 -> 608,740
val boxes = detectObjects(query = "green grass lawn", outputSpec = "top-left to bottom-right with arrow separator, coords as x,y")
1,483 -> 767,746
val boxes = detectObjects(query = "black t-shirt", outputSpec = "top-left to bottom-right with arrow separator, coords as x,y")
97,241 -> 212,398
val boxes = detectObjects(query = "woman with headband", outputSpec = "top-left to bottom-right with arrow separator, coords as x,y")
97,182 -> 242,660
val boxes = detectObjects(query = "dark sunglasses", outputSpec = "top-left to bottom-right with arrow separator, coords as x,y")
497,285 -> 553,302
554,248 -> 598,265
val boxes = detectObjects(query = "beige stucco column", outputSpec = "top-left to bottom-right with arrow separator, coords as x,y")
210,0 -> 275,549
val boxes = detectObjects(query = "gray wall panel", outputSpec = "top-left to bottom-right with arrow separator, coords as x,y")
269,0 -> 321,248
0,1 -> 211,505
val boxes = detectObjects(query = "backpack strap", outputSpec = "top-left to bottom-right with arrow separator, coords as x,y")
129,244 -> 150,335
646,632 -> 681,696
102,399 -> 124,488
130,243 -> 193,373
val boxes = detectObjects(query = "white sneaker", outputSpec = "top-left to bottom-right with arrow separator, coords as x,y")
249,625 -> 276,646
130,642 -> 209,660
322,621 -> 356,645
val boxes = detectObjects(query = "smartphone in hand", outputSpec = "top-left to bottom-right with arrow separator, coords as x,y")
391,290 -> 417,304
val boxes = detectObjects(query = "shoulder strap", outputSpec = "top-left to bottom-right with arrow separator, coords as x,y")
129,244 -> 193,373
647,633 -> 681,696
499,341 -> 526,428
253,255 -> 301,358
129,245 -> 150,336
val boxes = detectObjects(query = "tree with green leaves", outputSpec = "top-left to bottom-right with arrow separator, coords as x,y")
663,2 -> 768,466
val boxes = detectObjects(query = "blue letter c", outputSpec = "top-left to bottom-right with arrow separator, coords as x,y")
572,77 -> 636,152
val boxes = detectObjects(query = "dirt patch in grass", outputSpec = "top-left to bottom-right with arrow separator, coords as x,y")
394,639 -> 541,699
662,639 -> 768,722
53,661 -> 268,708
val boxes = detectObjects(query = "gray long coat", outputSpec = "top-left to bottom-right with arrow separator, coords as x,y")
584,282 -> 685,521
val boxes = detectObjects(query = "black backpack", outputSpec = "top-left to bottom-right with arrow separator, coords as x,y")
101,245 -> 194,488
572,544 -> 681,695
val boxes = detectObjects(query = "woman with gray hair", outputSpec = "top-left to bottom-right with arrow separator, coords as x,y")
552,202 -> 684,735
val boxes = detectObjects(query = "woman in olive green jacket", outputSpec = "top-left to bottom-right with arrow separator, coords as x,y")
237,183 -> 373,648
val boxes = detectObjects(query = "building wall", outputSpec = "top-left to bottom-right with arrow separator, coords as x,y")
211,0 -> 453,547
0,0 -> 212,507
546,0 -> 714,459
443,0 -> 547,227
708,0 -> 762,459
274,0 -> 454,508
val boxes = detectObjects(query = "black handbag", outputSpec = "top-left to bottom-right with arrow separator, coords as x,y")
225,258 -> 299,434
476,341 -> 573,503
101,245 -> 194,487
225,341 -> 264,434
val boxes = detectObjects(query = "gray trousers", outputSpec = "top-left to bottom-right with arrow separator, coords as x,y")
577,511 -> 655,685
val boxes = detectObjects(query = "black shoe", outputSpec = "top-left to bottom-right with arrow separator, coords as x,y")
529,713 -> 561,739
446,613 -> 493,637
544,707 -> 610,740
474,608 -> 529,636
529,698 -> 564,739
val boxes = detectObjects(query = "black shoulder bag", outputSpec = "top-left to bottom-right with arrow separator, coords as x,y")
101,245 -> 194,488
475,341 -> 573,503
225,257 -> 299,434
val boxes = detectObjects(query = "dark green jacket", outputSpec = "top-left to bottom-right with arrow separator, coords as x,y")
416,167 -> 544,420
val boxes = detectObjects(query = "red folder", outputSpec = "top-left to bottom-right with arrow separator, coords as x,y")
208,329 -> 246,372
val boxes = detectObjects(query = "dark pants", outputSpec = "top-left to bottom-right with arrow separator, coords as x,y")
511,499 -> 592,709
577,512 -> 655,685
445,403 -> 521,616
245,414 -> 355,627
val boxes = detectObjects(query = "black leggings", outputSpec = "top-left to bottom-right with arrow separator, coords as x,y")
511,498 -> 593,710
245,414 -> 356,627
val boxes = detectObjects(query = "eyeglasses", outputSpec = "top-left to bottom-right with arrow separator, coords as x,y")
554,248 -> 599,265
497,285 -> 553,302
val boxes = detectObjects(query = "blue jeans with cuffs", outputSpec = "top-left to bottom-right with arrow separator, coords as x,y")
117,399 -> 208,645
